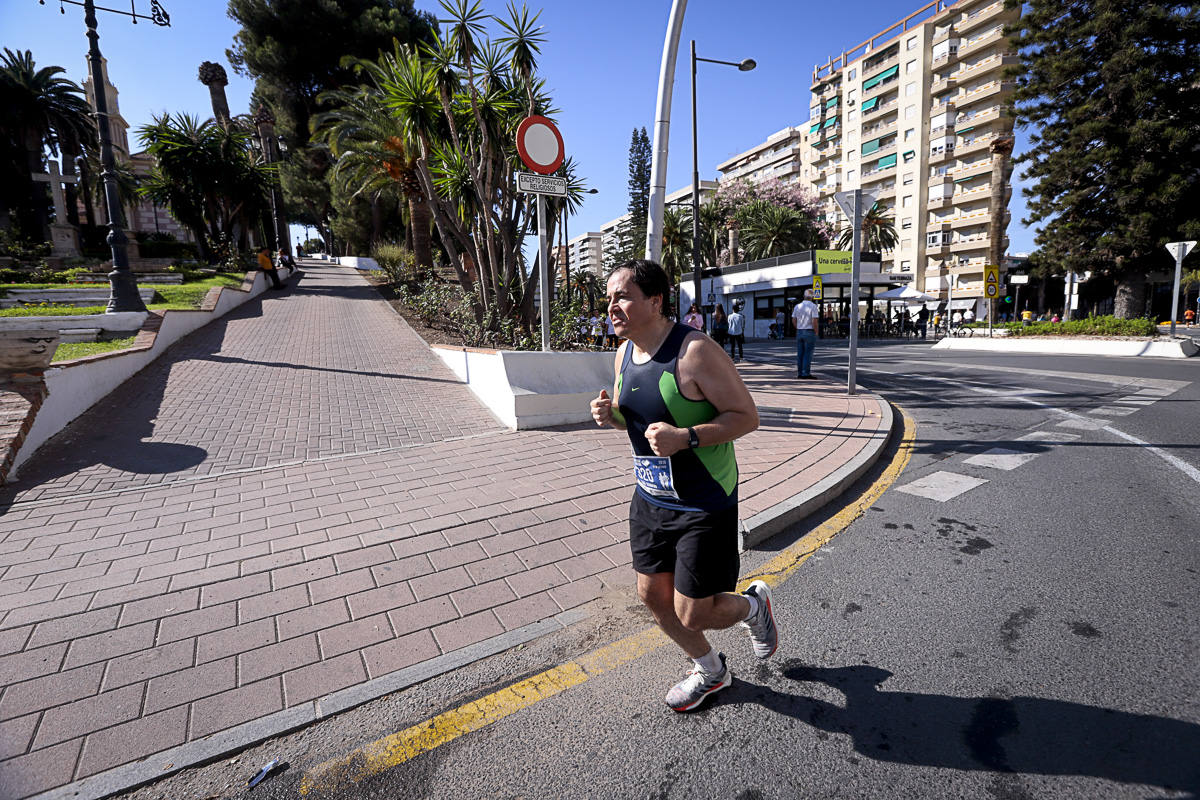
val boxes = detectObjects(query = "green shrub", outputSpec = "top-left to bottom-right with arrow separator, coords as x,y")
372,243 -> 417,285
0,230 -> 51,260
1008,315 -> 1158,337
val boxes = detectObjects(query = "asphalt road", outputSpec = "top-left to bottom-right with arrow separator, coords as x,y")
119,340 -> 1200,800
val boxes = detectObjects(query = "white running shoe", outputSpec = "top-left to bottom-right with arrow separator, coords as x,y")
664,653 -> 731,712
742,580 -> 779,659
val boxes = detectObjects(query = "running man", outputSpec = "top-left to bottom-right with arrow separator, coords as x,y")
590,260 -> 777,712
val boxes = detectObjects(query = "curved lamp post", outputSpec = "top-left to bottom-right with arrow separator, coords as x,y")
689,44 -> 755,328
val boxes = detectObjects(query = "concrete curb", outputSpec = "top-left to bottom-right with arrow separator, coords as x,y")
31,607 -> 593,800
740,394 -> 894,551
932,336 -> 1198,358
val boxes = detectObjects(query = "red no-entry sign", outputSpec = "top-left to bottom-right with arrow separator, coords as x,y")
516,115 -> 565,175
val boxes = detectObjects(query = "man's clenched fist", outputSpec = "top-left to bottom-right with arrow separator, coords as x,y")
645,421 -> 688,457
591,389 -> 613,427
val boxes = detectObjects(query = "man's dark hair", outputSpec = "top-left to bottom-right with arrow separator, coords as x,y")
609,259 -> 671,317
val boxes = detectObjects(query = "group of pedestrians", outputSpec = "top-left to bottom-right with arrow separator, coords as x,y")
257,246 -> 298,290
580,312 -> 618,349
683,302 -> 747,361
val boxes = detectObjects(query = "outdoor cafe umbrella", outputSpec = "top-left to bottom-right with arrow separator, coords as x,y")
876,285 -> 937,301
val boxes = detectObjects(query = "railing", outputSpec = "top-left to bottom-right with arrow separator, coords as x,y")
811,0 -> 956,83
956,104 -> 1003,124
863,98 -> 899,119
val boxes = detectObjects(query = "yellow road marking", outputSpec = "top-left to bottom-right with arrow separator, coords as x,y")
299,409 -> 915,797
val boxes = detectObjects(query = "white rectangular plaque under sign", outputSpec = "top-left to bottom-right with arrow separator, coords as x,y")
517,173 -> 567,196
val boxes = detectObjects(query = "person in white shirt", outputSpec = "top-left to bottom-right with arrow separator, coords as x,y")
963,308 -> 976,324
791,289 -> 820,379
726,304 -> 746,361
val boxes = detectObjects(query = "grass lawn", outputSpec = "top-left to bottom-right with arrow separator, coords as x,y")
52,336 -> 137,363
0,273 -> 246,317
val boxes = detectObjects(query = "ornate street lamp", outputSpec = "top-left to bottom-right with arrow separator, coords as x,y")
39,0 -> 172,313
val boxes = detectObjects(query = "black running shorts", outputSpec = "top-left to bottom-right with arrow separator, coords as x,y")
628,492 -> 739,599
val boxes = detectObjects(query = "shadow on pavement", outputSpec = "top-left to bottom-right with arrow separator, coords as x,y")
721,663 -> 1199,797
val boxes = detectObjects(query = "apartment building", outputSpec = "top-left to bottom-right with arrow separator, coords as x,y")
805,0 -> 1019,309
716,126 -> 806,186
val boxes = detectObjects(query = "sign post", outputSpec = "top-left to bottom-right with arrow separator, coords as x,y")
834,189 -> 876,396
984,264 -> 1000,337
1010,273 -> 1028,321
1165,241 -> 1196,338
515,116 -> 566,352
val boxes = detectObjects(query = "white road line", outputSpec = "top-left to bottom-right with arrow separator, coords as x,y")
1089,405 -> 1138,416
895,470 -> 989,501
1055,417 -> 1108,431
964,448 -> 1041,471
1018,431 -> 1081,444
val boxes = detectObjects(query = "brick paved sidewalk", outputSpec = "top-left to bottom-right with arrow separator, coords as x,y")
0,262 -> 889,798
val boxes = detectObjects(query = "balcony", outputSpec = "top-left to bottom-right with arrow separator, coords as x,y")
948,159 -> 992,180
862,46 -> 900,75
862,97 -> 899,121
876,183 -> 897,199
951,235 -> 989,253
955,52 -> 1018,82
956,79 -> 1014,109
956,103 -> 1005,127
929,98 -> 956,116
930,73 -> 958,93
958,26 -> 1007,58
956,133 -> 997,156
861,117 -> 898,139
929,146 -> 956,165
950,210 -> 991,228
863,74 -> 900,101
957,0 -> 1019,35
927,195 -> 954,210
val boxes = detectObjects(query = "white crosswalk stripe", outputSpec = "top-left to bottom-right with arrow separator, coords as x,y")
964,448 -> 1041,471
895,470 -> 989,501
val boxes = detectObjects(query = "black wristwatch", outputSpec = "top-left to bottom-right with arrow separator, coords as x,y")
687,427 -> 700,449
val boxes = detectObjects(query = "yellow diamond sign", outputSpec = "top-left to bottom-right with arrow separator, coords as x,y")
984,265 -> 1000,299
812,276 -> 824,301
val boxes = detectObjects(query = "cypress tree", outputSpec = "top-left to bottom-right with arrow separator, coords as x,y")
617,126 -> 652,261
1008,0 -> 1200,317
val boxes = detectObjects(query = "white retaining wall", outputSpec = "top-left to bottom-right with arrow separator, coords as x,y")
432,346 -> 615,430
338,257 -> 379,271
932,336 -> 1198,358
10,269 -> 285,478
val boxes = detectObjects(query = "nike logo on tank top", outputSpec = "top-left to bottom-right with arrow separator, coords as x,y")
616,323 -> 738,512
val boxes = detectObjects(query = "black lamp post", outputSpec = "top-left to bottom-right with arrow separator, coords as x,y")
691,41 -> 754,329
41,0 -> 171,313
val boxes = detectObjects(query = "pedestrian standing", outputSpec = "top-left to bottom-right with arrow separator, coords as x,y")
792,289 -> 820,379
727,304 -> 746,361
917,305 -> 930,340
711,304 -> 728,348
683,304 -> 704,330
773,309 -> 785,339
589,260 -> 775,712
258,247 -> 284,290
606,312 -> 618,349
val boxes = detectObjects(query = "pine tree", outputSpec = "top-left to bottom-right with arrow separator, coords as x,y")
616,127 -> 651,261
1008,0 -> 1200,318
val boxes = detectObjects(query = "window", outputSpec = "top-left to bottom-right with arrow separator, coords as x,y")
847,110 -> 858,122
902,150 -> 916,163
846,169 -> 856,181
848,89 -> 857,101
907,35 -> 918,50
848,68 -> 857,80
901,239 -> 911,250
903,173 -> 914,185
902,195 -> 912,208
905,105 -> 917,119
906,82 -> 918,96
904,127 -> 915,141
902,219 -> 913,229
906,59 -> 918,74
927,231 -> 951,246
901,260 -> 912,271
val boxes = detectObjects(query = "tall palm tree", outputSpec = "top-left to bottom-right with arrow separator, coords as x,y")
312,60 -> 434,268
835,201 -> 899,254
660,206 -> 691,284
0,48 -> 94,237
738,199 -> 821,260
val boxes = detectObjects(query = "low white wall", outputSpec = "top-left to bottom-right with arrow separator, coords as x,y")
432,346 -> 614,429
0,311 -> 147,335
338,257 -> 379,271
11,269 -> 284,478
933,336 -> 1198,358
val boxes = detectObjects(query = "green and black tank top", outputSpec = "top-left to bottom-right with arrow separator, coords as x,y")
614,322 -> 738,512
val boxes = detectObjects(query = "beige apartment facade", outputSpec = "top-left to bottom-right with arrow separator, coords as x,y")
804,0 -> 1019,311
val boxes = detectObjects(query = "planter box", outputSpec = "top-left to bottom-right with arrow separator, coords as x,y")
432,346 -> 614,429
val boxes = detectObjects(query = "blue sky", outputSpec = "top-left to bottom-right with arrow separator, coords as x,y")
1,0 -> 1037,254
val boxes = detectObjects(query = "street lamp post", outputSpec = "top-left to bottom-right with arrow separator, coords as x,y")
691,41 -> 754,330
42,0 -> 171,313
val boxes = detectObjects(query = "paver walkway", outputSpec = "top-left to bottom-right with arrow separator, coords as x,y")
0,261 -> 889,799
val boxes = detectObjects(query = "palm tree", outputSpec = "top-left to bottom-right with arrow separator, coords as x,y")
738,199 -> 821,260
835,201 -> 899,254
660,206 -> 691,284
0,48 -> 94,237
312,59 -> 434,268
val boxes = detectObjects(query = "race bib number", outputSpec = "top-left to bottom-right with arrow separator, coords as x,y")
633,455 -> 680,501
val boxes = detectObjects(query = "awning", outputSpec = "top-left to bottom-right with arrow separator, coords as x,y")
862,138 -> 882,155
958,125 -> 975,134
810,122 -> 821,134
860,96 -> 880,113
825,96 -> 839,109
902,149 -> 915,158
876,154 -> 897,169
949,298 -> 977,310
862,64 -> 899,90
821,117 -> 838,129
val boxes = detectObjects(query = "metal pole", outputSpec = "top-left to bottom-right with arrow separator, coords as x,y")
848,188 -> 862,396
1015,283 -> 1021,320
988,298 -> 993,337
946,265 -> 953,336
1170,251 -> 1183,338
646,0 -> 688,262
538,196 -> 550,352
85,0 -> 145,313
690,40 -> 703,332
